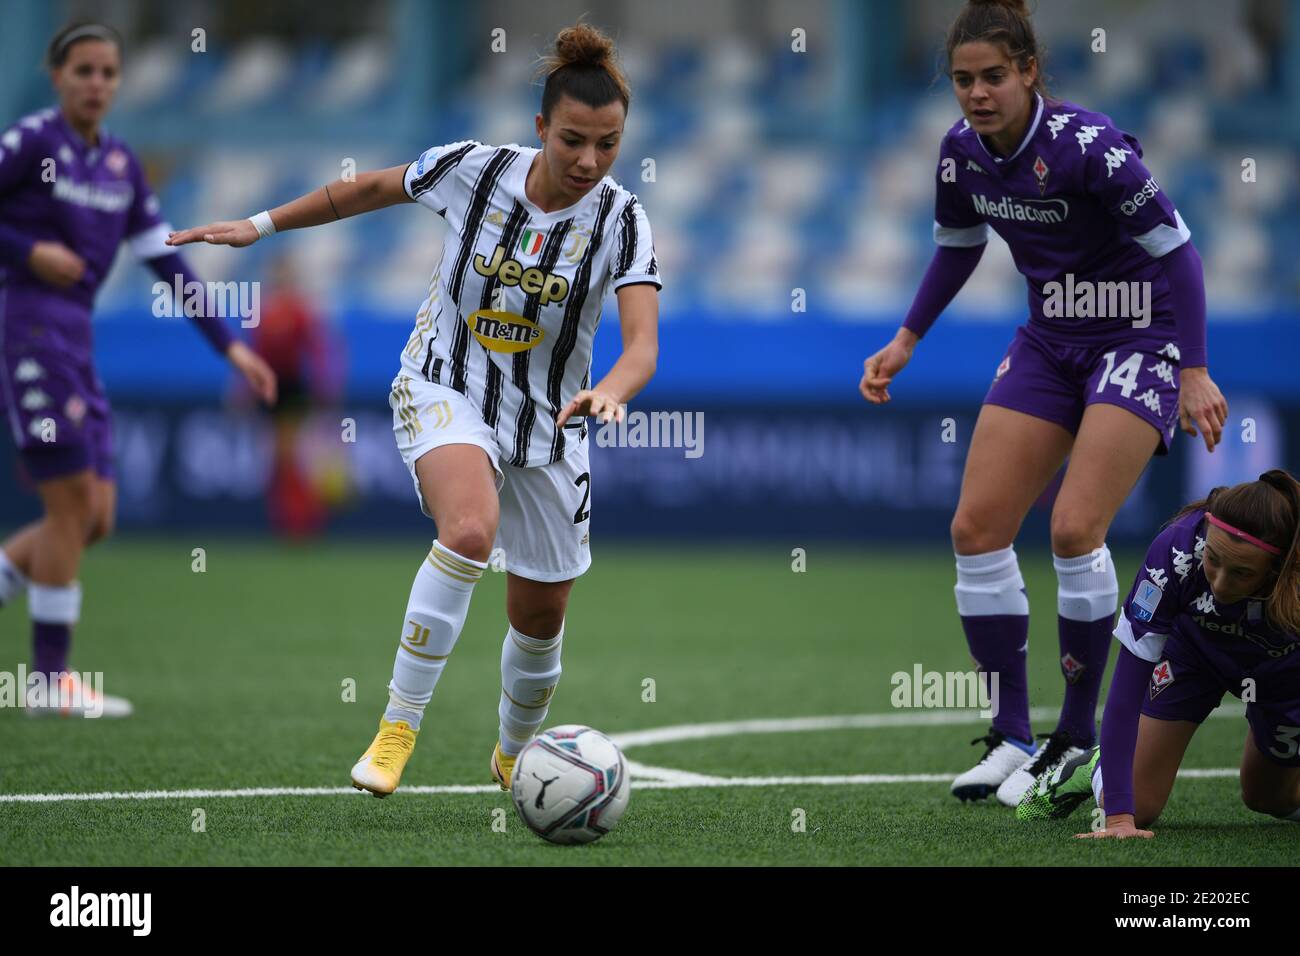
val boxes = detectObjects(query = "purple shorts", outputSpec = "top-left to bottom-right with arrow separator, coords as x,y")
0,348 -> 115,482
984,324 -> 1181,454
1142,632 -> 1300,767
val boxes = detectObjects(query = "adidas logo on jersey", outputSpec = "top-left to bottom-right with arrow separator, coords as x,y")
466,310 -> 544,353
473,244 -> 570,305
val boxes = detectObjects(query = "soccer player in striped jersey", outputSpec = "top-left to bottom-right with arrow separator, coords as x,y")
859,0 -> 1228,805
0,23 -> 276,717
1017,471 -> 1300,834
168,23 -> 661,795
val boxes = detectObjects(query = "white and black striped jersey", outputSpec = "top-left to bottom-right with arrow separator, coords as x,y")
399,141 -> 661,468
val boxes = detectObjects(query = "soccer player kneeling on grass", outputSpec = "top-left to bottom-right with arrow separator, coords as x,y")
1017,470 -> 1300,836
168,22 -> 660,796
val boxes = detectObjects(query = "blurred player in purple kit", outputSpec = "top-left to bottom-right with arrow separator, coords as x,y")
859,0 -> 1228,804
1018,470 -> 1300,835
0,23 -> 276,716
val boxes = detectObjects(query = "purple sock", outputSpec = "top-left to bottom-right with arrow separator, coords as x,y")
1056,615 -> 1113,747
960,613 -> 1032,743
33,621 -> 71,677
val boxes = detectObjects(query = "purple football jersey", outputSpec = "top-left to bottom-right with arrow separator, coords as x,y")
1116,508 -> 1300,671
934,94 -> 1190,346
0,107 -> 172,359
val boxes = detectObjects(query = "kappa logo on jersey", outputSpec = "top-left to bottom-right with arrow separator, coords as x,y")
1046,112 -> 1077,139
466,310 -> 545,353
1102,146 -> 1132,178
1131,577 -> 1163,623
1159,342 -> 1180,362
1149,660 -> 1174,699
1074,125 -> 1105,152
971,193 -> 1069,224
1,128 -> 20,151
1145,566 -> 1169,589
14,358 -> 45,382
1171,545 -> 1194,581
20,388 -> 50,411
1032,155 -> 1049,195
1060,652 -> 1085,685
1148,360 -> 1175,385
472,244 -> 569,305
965,159 -> 987,175
1135,387 -> 1162,415
1120,177 -> 1161,215
1194,534 -> 1205,565
57,144 -> 74,165
1193,591 -> 1217,615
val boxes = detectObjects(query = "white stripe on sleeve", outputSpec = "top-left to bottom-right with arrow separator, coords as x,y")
128,222 -> 175,260
1132,209 -> 1191,258
933,221 -> 990,247
1113,614 -> 1169,663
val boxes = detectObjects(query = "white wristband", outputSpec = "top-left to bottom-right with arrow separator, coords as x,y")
249,211 -> 276,239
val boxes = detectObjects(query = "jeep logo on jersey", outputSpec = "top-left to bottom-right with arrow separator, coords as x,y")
473,245 -> 570,305
466,309 -> 545,353
971,194 -> 1069,224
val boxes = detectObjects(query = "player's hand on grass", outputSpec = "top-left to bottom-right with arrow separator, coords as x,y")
227,341 -> 278,406
557,389 -> 623,427
28,240 -> 86,287
1074,813 -> 1154,839
167,219 -> 260,248
860,329 -> 918,404
1178,367 -> 1228,453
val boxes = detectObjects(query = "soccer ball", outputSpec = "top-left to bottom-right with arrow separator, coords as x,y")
511,725 -> 630,845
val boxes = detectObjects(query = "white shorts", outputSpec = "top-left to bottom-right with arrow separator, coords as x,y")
390,374 -> 592,583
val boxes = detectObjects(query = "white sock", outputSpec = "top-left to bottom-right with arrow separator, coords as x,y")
1054,545 -> 1119,621
383,540 -> 486,730
1092,763 -> 1104,808
954,545 -> 1030,616
0,549 -> 29,605
498,623 -> 563,755
29,582 -> 81,623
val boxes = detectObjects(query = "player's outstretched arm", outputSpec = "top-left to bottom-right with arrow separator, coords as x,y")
860,243 -> 983,404
166,164 -> 413,248
556,283 -> 658,427
1074,646 -> 1157,839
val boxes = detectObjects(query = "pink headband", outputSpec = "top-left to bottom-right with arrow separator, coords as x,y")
1206,513 -> 1283,555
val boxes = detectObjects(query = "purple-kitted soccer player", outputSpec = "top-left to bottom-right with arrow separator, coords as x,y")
0,23 -> 276,717
1017,470 -> 1300,835
858,0 -> 1228,805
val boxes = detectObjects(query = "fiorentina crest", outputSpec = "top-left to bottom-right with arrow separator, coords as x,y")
1149,659 -> 1174,699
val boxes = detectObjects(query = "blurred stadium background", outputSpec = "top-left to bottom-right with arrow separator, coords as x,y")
1,0 -> 1298,542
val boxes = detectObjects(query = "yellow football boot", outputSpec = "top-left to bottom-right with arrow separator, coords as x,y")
490,743 -> 518,792
350,719 -> 417,798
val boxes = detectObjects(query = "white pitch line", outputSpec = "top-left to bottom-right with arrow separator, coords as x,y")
0,705 -> 1250,805
608,703 -> 1246,750
0,769 -> 1243,803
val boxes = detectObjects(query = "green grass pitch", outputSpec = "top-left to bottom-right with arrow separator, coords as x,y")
1,538 -> 1295,866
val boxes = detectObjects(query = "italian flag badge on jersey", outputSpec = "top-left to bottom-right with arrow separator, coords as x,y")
519,229 -> 545,256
